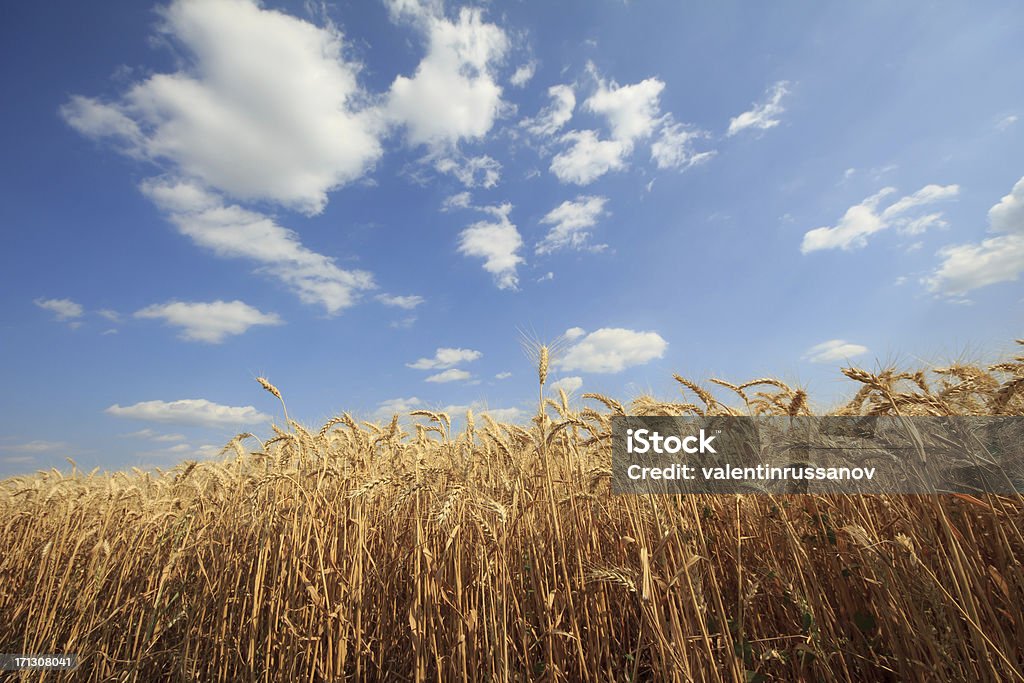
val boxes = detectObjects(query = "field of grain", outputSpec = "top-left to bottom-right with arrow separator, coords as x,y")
2,342 -> 1023,682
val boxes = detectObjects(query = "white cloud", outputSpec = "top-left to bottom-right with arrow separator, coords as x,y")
0,440 -> 70,453
563,326 -> 586,341
61,0 -> 382,214
434,154 -> 501,188
803,339 -> 869,364
536,195 -> 609,254
549,70 -> 671,185
996,114 -> 1018,131
137,442 -> 215,459
425,368 -> 472,383
390,315 -> 418,329
408,347 -> 482,370
727,81 -> 790,136
925,176 -> 1024,296
439,403 -> 523,423
556,327 -> 667,373
522,84 -> 575,137
457,203 -> 524,289
141,179 -> 375,313
386,6 -> 508,147
584,75 -> 665,142
550,130 -> 630,185
106,398 -> 270,427
443,191 -> 472,211
495,371 -> 512,379
194,444 -> 224,458
34,298 -> 84,322
925,237 -> 1024,296
374,396 -> 424,420
376,294 -> 425,309
801,184 -> 959,253
97,309 -> 121,322
651,121 -> 716,171
135,300 -> 281,343
478,406 -> 522,422
549,376 -> 583,393
121,429 -> 187,442
988,176 -> 1024,234
509,61 -> 537,88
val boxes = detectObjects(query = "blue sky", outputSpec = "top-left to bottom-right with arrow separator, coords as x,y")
2,0 -> 1023,475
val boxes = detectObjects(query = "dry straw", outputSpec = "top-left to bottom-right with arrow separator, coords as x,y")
0,340 -> 1022,680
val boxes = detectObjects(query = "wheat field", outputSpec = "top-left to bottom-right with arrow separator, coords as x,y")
1,342 -> 1023,682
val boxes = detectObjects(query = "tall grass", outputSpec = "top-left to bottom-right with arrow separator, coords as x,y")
1,342 -> 1023,681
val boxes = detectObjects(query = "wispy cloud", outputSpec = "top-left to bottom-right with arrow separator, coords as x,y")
106,399 -> 270,427
408,347 -> 482,370
509,61 -> 537,88
376,294 -> 425,310
536,195 -> 609,255
803,339 -> 869,364
141,179 -> 376,313
34,298 -> 83,322
425,368 -> 472,383
727,81 -> 790,136
801,184 -> 959,253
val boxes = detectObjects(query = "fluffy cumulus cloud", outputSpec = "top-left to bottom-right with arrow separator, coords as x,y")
425,368 -> 473,383
61,0 -> 382,214
549,71 -> 665,185
549,131 -> 630,185
407,347 -> 482,370
925,176 -> 1024,296
802,339 -> 869,364
549,376 -> 583,393
457,204 -> 524,289
536,195 -> 609,254
106,398 -> 270,427
386,4 -> 508,147
522,84 -> 576,137
134,300 -> 282,343
548,66 -> 712,185
801,184 -> 959,253
141,179 -> 375,313
556,327 -> 667,373
585,76 -> 665,142
727,81 -> 790,137
34,297 -> 84,322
